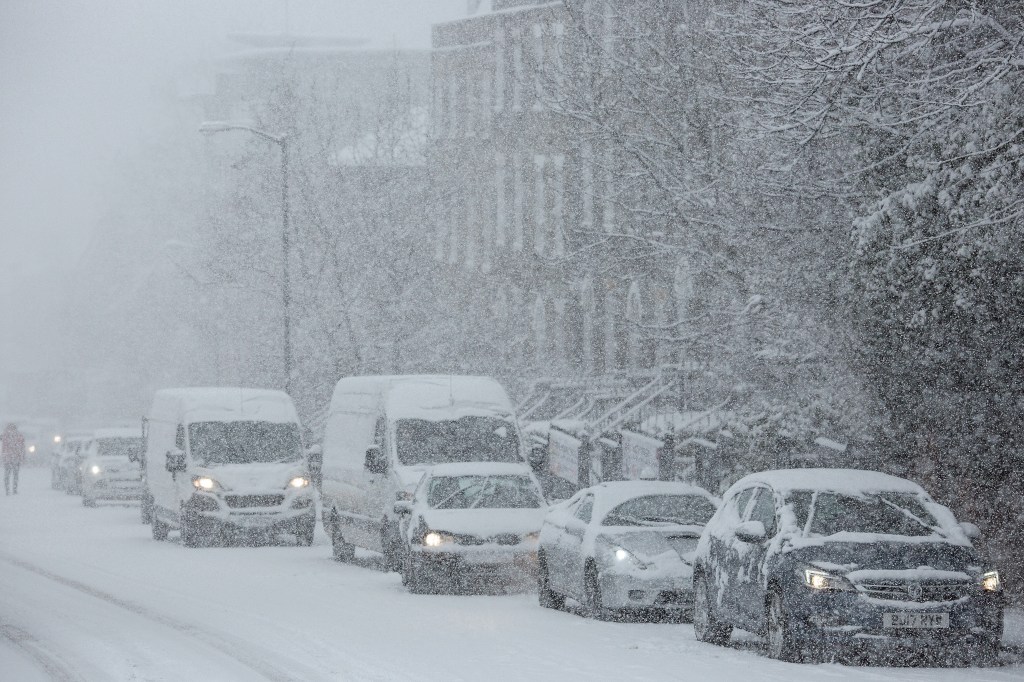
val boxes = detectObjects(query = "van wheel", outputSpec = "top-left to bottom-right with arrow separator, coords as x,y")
181,512 -> 205,548
296,519 -> 315,547
151,516 -> 169,541
694,573 -> 733,645
331,515 -> 355,562
404,554 -> 434,594
82,495 -> 96,507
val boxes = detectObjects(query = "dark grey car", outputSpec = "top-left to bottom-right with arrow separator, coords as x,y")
692,469 -> 1004,665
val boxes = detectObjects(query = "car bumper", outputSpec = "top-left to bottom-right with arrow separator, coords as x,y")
83,477 -> 143,500
599,572 -> 694,611
411,545 -> 538,577
785,590 -> 1004,650
190,492 -> 316,532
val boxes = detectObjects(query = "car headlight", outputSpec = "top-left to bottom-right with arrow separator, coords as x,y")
801,568 -> 854,592
421,531 -> 454,547
192,476 -> 219,492
90,465 -> 101,475
605,543 -> 648,570
287,476 -> 310,489
980,570 -> 1001,592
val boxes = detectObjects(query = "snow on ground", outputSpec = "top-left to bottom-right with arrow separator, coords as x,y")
1,468 -> 1021,681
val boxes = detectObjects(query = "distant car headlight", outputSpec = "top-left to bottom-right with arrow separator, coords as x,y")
90,465 -> 101,475
981,571 -> 1002,592
801,568 -> 854,592
192,476 -> 219,491
422,531 -> 454,547
287,476 -> 310,489
28,445 -> 36,454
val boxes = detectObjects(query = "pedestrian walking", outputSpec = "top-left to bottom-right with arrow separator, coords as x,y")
2,423 -> 26,495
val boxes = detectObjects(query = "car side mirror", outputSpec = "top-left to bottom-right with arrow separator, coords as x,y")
165,450 -> 186,474
528,445 -> 546,472
364,446 -> 387,475
393,500 -> 412,516
960,522 -> 981,539
734,520 -> 767,543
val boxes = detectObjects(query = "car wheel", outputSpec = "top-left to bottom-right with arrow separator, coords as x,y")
403,553 -> 434,594
766,590 -> 800,662
82,495 -> 96,508
296,519 -> 315,547
584,562 -> 612,620
537,551 -> 565,610
330,514 -> 355,562
140,492 -> 153,524
381,521 -> 402,572
151,515 -> 170,541
694,572 -> 733,645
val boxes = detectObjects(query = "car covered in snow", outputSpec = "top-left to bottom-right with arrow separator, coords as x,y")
394,462 -> 547,593
692,469 -> 1004,664
321,375 -> 528,570
56,436 -> 91,494
144,388 -> 317,547
80,427 -> 144,506
537,480 -> 720,619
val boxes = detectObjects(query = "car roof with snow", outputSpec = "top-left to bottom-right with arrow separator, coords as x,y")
152,387 -> 299,425
424,462 -> 536,478
586,480 -> 720,521
93,427 -> 142,439
725,468 -> 927,498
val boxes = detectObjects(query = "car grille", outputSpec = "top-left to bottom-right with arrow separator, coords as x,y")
493,533 -> 521,546
224,494 -> 284,509
448,533 -> 521,546
655,591 -> 690,606
854,580 -> 971,602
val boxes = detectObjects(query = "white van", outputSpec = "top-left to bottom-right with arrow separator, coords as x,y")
321,375 -> 526,568
144,388 -> 316,547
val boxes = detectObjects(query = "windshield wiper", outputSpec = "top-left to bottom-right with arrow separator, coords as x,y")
878,497 -> 945,536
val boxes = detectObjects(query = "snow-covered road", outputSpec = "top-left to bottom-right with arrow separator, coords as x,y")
1,468 -> 1021,681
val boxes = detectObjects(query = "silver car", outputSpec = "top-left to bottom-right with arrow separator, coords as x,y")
537,480 -> 720,619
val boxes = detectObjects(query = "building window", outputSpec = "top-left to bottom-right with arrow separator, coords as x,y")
533,23 -> 545,108
480,72 -> 492,133
495,153 -> 508,250
534,154 -> 547,255
512,152 -> 525,251
532,294 -> 547,366
626,282 -> 643,368
581,142 -> 594,229
466,190 -> 479,271
448,79 -> 460,138
580,279 -> 596,372
512,42 -> 524,111
552,154 -> 565,257
494,26 -> 506,111
602,147 -> 615,232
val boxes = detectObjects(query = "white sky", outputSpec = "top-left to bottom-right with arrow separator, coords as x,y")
0,0 -> 465,374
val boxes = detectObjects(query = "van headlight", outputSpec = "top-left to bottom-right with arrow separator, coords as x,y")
800,567 -> 854,592
287,476 -> 310,489
90,465 -> 101,476
192,476 -> 220,491
421,531 -> 454,547
980,571 -> 1001,592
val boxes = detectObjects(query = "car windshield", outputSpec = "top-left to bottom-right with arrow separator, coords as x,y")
603,494 -> 717,527
395,416 -> 521,466
188,421 -> 302,465
97,437 -> 142,458
802,491 -> 943,537
427,475 -> 542,509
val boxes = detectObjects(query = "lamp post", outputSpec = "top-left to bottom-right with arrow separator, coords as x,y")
199,121 -> 292,395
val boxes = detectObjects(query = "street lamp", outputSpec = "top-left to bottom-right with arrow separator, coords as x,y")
199,120 -> 293,396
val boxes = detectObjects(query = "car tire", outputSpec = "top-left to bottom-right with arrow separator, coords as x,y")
693,573 -> 733,645
82,495 -> 96,508
151,515 -> 170,541
330,514 -> 355,562
296,519 -> 315,547
140,494 -> 153,524
584,562 -> 613,620
403,553 -> 435,594
537,551 -> 565,610
381,521 -> 402,573
765,590 -> 801,662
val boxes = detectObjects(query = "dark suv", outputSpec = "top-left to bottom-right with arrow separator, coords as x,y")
692,469 -> 1004,664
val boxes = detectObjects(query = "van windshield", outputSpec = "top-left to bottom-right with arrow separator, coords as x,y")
395,416 -> 521,466
97,437 -> 142,459
188,421 -> 302,465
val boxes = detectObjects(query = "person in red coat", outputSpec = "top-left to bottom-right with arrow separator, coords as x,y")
2,423 -> 26,495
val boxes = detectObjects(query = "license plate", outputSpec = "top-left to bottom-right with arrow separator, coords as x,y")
883,612 -> 949,629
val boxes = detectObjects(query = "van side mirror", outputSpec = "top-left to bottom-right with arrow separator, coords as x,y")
165,450 -> 186,473
734,520 -> 767,543
393,500 -> 412,516
365,446 -> 387,475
